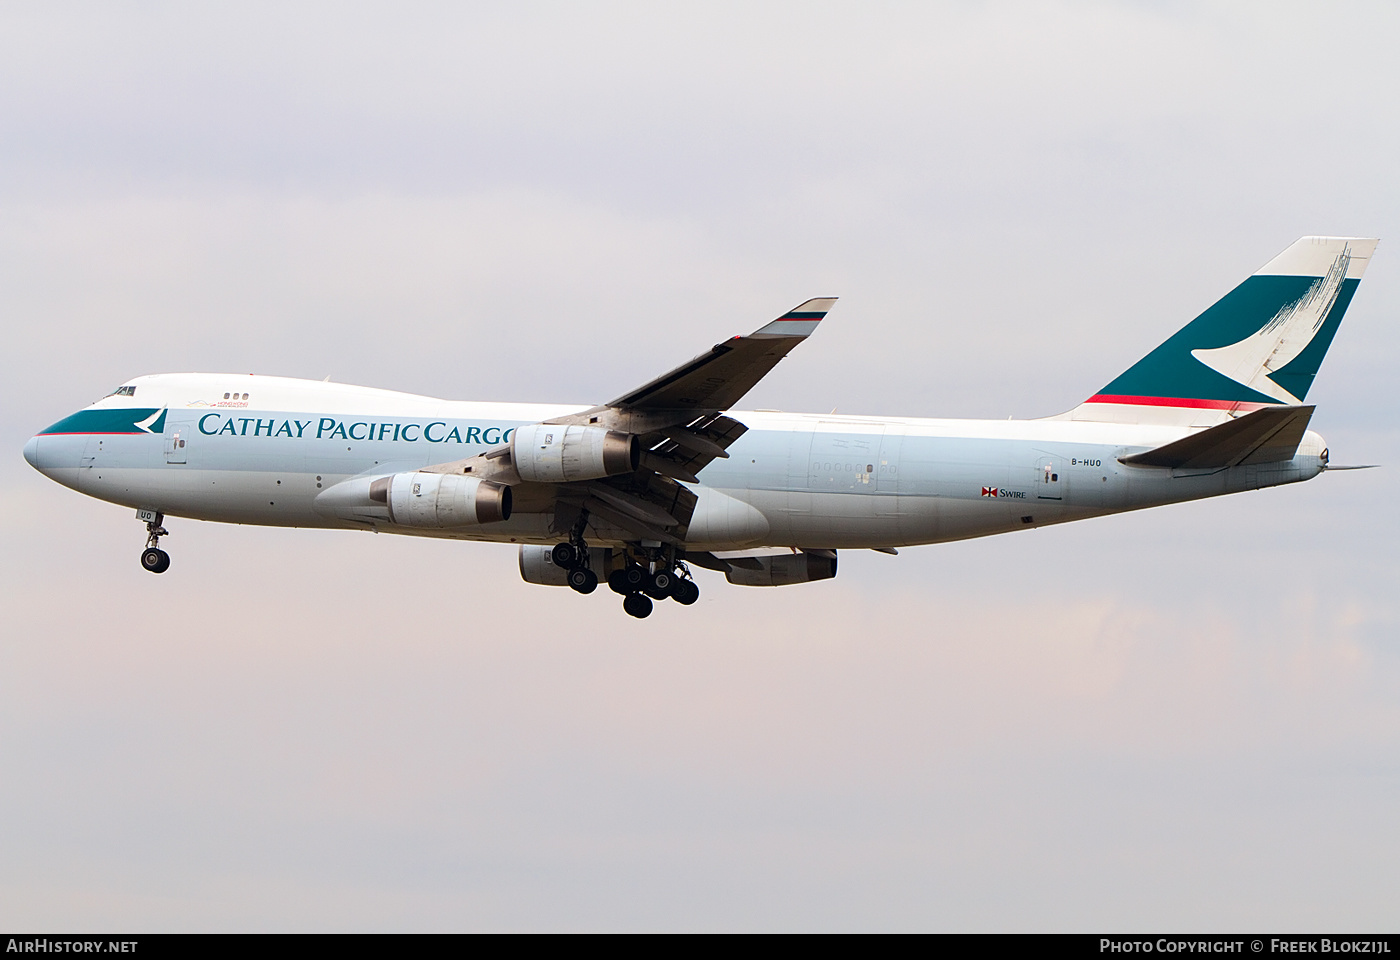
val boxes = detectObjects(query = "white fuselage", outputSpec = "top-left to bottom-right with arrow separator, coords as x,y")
25,373 -> 1327,551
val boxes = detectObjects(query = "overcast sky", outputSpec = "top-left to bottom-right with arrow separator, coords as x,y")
2,2 -> 1398,931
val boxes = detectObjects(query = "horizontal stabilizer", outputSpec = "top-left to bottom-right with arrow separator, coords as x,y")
686,550 -> 762,572
1120,405 -> 1315,469
691,546 -> 832,572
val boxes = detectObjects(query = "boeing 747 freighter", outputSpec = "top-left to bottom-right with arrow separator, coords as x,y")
24,237 -> 1377,617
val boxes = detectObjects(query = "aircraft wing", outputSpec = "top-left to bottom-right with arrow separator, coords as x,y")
419,297 -> 836,542
545,297 -> 836,483
604,298 -> 838,410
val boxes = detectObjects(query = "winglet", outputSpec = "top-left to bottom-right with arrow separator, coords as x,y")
752,298 -> 838,339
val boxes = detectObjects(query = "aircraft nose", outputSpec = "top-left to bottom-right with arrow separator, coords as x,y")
22,432 -> 84,489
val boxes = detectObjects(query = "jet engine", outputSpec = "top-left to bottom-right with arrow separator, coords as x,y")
511,424 -> 638,483
724,551 -> 837,587
518,544 -> 615,585
369,472 -> 512,527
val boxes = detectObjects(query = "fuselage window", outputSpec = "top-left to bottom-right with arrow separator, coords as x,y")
224,393 -> 230,399
241,393 -> 249,400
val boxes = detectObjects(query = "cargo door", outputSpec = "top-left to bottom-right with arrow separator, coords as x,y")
808,421 -> 881,492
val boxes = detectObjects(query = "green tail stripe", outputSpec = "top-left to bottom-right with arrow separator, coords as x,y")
1098,275 -> 1361,404
1266,278 -> 1359,402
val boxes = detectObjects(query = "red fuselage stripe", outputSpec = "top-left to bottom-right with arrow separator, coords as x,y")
1085,394 -> 1273,411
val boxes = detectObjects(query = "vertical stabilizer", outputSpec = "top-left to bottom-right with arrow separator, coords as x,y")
1059,237 -> 1377,426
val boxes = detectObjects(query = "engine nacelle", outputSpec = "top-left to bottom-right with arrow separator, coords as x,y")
724,551 -> 837,587
372,472 -> 512,527
518,544 -> 615,586
511,424 -> 639,483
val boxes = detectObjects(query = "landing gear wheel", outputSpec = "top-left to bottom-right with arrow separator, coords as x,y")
139,512 -> 170,573
621,565 -> 647,591
671,579 -> 699,605
644,570 -> 673,601
567,568 -> 598,594
551,542 -> 578,567
140,548 -> 170,574
607,569 -> 631,596
622,593 -> 654,619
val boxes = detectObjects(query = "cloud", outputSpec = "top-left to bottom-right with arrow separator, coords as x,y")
3,474 -> 1397,929
3,0 -> 1399,931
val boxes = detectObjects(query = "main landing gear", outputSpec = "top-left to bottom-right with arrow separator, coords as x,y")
551,540 -> 599,594
605,546 -> 700,619
550,509 -> 699,618
552,511 -> 599,595
139,511 -> 170,574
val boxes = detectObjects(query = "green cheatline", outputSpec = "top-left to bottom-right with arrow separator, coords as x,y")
40,408 -> 167,436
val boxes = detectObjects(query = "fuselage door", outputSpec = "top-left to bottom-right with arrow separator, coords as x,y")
876,424 -> 904,496
874,423 -> 904,525
165,419 -> 190,464
1036,456 -> 1062,500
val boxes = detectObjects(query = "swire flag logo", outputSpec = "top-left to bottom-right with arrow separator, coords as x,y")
981,487 -> 998,498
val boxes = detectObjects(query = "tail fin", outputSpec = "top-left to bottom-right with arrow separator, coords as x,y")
1062,236 -> 1378,425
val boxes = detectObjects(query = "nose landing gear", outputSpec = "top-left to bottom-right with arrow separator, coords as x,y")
140,548 -> 170,573
138,511 -> 170,574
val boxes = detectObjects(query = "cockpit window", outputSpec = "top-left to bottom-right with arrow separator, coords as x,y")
105,386 -> 137,398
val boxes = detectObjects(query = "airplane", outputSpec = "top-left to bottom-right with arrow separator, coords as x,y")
23,236 -> 1377,618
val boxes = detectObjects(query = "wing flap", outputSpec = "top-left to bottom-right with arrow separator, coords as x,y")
584,483 -> 681,528
1120,405 -> 1315,469
639,414 -> 748,482
569,471 -> 701,543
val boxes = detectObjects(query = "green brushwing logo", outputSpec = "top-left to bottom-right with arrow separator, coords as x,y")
1190,247 -> 1353,404
1097,247 -> 1360,405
